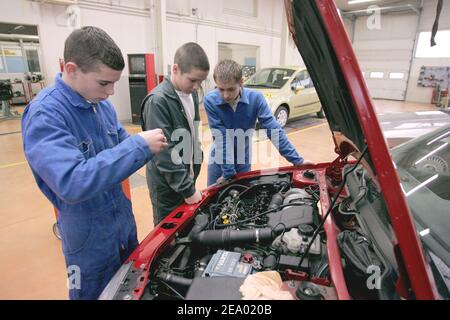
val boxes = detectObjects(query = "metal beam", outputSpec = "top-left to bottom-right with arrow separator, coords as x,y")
341,3 -> 422,16
0,34 -> 39,42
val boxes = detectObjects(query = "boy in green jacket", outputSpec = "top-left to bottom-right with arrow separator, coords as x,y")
141,42 -> 209,225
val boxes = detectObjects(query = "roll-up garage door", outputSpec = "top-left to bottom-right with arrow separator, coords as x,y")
352,14 -> 418,100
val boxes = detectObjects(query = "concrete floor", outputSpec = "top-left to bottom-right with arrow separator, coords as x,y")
0,99 -> 442,299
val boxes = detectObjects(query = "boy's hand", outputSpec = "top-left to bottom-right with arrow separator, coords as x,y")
185,190 -> 203,204
216,176 -> 226,184
295,159 -> 315,166
216,176 -> 230,186
138,129 -> 168,154
302,159 -> 315,165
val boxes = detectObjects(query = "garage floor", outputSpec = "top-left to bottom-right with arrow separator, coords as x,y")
0,99 -> 446,299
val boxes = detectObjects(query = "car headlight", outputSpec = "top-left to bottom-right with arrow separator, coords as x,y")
263,94 -> 274,109
263,93 -> 272,101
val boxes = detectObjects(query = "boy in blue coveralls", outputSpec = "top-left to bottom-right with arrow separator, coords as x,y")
21,26 -> 167,299
204,60 -> 311,186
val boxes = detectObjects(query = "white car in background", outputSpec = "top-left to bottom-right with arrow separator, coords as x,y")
244,66 -> 324,128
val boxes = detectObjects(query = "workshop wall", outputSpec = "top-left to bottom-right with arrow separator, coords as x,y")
77,7 -> 152,121
405,0 -> 450,103
165,0 -> 292,92
0,0 -> 303,122
0,0 -> 152,121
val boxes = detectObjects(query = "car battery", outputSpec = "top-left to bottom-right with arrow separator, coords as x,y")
202,250 -> 252,278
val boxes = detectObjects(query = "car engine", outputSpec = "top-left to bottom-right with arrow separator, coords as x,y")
144,173 -> 337,300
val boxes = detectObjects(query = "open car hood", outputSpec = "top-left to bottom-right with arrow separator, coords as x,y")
284,0 -> 438,298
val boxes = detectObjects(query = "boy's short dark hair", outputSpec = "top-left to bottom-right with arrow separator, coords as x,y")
174,42 -> 210,74
213,60 -> 242,84
64,26 -> 124,72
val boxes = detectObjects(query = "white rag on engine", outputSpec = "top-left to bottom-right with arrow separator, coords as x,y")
239,271 -> 295,300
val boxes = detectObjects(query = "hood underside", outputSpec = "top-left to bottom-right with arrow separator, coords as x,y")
285,0 -> 371,166
284,0 -> 438,299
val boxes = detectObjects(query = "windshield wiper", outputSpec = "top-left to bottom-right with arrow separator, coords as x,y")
245,84 -> 277,88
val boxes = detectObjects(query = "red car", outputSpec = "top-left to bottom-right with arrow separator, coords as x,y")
100,0 -> 448,300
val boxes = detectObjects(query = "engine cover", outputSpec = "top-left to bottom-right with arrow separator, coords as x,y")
267,205 -> 313,230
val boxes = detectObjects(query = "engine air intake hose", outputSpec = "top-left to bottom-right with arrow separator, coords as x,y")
189,227 -> 282,246
156,271 -> 193,287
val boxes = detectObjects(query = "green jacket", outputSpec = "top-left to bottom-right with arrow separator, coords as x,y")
141,77 -> 202,199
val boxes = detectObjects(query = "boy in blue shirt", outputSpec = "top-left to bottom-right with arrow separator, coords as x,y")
22,27 -> 167,299
204,60 -> 310,186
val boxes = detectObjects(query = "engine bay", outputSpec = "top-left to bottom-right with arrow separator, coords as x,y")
102,163 -> 397,301
143,172 -> 344,300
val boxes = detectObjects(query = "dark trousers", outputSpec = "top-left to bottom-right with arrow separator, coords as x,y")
147,177 -> 184,226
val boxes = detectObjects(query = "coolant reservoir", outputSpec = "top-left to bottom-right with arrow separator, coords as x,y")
282,228 -> 303,253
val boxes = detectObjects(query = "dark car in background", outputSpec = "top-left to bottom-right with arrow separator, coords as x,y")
100,0 -> 448,300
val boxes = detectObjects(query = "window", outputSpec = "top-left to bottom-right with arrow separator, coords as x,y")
244,68 -> 295,89
415,30 -> 450,58
295,70 -> 313,88
26,49 -> 40,73
370,72 -> 384,79
2,47 -> 25,73
1,44 -> 41,74
0,56 -> 5,73
251,68 -> 271,84
389,72 -> 404,80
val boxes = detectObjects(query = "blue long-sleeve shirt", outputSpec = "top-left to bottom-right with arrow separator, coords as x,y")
22,74 -> 153,217
204,87 -> 303,179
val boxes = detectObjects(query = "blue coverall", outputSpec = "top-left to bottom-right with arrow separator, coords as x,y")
204,87 -> 304,186
21,74 -> 153,299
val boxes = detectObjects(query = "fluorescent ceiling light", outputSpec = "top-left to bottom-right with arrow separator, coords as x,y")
414,142 -> 448,165
348,0 -> 378,4
405,174 -> 438,197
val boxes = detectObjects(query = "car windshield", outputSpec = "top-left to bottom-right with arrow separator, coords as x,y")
244,68 -> 295,89
391,125 -> 450,268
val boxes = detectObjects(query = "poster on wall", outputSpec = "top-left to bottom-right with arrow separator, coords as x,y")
417,66 -> 450,89
3,48 -> 22,57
